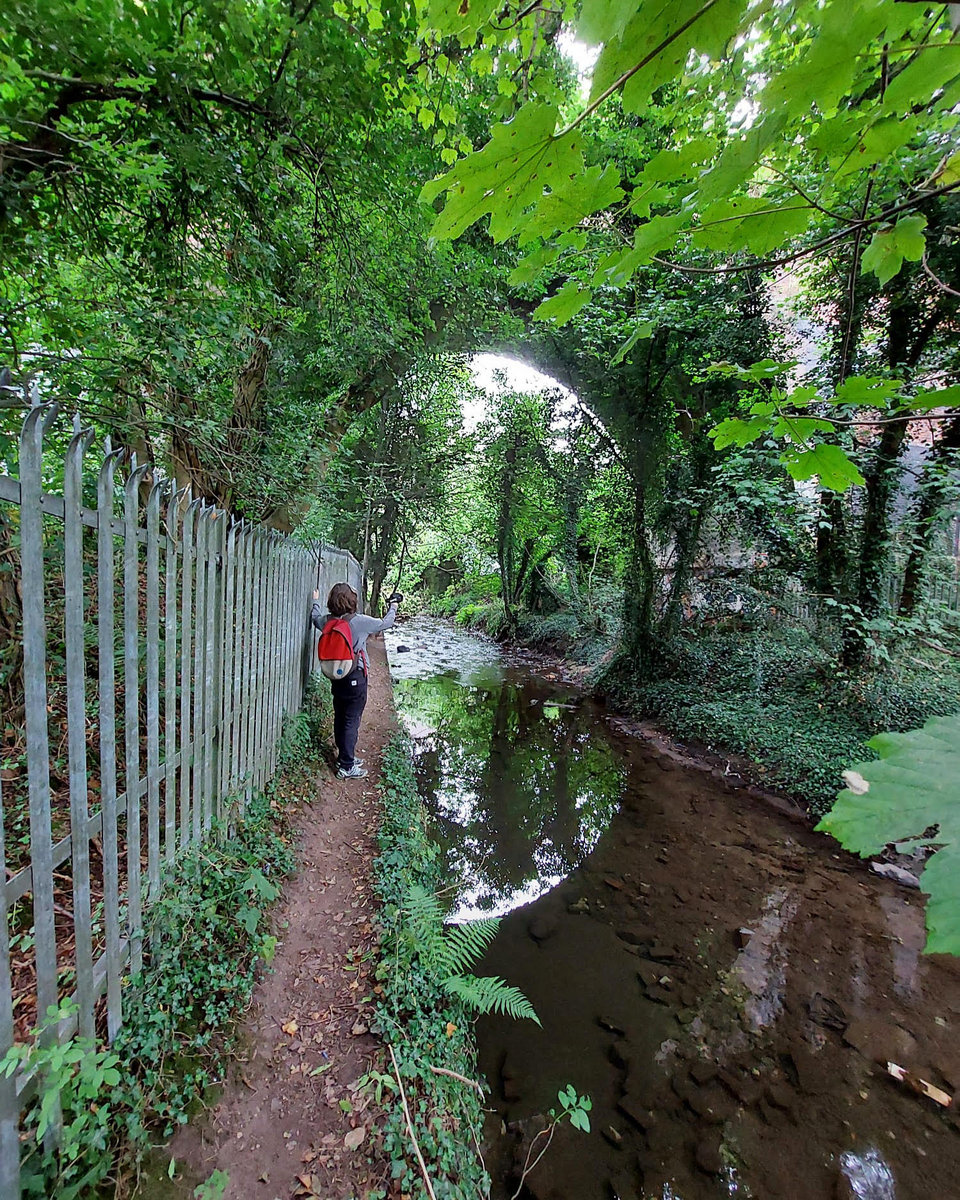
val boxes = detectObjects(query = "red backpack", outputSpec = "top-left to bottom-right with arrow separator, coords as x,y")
317,617 -> 356,680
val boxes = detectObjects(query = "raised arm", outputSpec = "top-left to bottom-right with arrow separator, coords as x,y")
310,600 -> 326,631
350,602 -> 398,636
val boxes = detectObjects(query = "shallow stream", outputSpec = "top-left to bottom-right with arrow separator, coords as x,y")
384,618 -> 960,1200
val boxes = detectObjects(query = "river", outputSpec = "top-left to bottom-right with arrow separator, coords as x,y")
384,617 -> 960,1200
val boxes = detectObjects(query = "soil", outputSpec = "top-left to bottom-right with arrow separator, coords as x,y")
163,638 -> 397,1200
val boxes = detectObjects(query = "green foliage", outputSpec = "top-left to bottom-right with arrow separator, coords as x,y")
861,215 -> 928,287
404,884 -> 539,1023
0,1003 -> 121,1199
421,0 -> 955,299
2,785 -> 295,1194
194,1170 -> 230,1200
113,787 -> 295,1140
606,624 -> 960,817
556,1084 -> 592,1134
817,713 -> 960,955
706,365 -> 960,493
373,737 -> 492,1200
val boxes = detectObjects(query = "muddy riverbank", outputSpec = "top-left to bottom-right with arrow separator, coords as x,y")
386,618 -> 960,1200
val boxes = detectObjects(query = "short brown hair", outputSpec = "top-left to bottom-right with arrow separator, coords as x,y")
327,582 -> 358,616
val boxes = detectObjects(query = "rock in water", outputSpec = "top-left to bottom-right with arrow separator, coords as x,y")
528,914 -> 558,944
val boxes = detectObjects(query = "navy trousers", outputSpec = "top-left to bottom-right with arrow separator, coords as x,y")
331,667 -> 367,769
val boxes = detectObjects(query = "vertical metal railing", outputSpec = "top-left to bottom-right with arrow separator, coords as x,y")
0,404 -> 364,1191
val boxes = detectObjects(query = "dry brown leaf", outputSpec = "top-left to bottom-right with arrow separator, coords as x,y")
344,1126 -> 366,1151
351,1021 -> 368,1037
281,1019 -> 299,1036
300,1149 -> 317,1164
445,1022 -> 457,1038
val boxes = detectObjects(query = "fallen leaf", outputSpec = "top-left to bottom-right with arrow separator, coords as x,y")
351,1021 -> 368,1037
282,1019 -> 299,1036
344,1126 -> 366,1151
445,1022 -> 457,1037
300,1149 -> 317,1164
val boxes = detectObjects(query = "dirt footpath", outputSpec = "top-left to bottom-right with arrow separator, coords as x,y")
170,639 -> 396,1200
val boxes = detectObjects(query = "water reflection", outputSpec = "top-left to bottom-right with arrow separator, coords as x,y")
386,621 -> 624,921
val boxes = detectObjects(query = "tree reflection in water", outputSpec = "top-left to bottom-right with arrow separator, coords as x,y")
393,670 -> 624,921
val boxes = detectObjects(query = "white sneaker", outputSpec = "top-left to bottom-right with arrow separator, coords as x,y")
337,765 -> 368,779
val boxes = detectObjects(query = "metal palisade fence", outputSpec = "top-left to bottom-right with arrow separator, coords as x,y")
0,401 -> 362,1190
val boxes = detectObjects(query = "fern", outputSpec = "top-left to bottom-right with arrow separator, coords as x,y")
404,884 -> 539,1023
443,974 -> 541,1025
438,918 -> 500,975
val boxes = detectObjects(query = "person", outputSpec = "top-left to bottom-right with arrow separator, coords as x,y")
311,583 -> 400,779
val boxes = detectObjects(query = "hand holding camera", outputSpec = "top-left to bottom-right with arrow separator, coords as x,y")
386,592 -> 404,606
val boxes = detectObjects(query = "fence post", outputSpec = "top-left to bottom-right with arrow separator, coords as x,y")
252,532 -> 266,793
192,505 -> 208,841
97,446 -> 125,1041
123,461 -> 150,978
145,482 -> 162,897
163,488 -> 180,866
64,427 -> 97,1040
179,499 -> 199,849
233,525 -> 249,811
0,773 -> 18,1200
202,512 -> 219,832
19,406 -> 60,1050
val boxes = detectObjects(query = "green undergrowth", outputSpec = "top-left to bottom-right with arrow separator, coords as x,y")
604,624 -> 960,816
5,707 -> 328,1198
426,584 -> 622,667
373,737 -> 490,1200
431,587 -> 960,818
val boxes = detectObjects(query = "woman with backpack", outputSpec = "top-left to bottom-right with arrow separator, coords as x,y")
312,583 -> 401,779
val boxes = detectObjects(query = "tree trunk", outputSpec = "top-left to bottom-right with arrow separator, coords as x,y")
661,441 -> 713,638
815,493 -> 848,597
899,413 -> 960,615
623,483 -> 657,670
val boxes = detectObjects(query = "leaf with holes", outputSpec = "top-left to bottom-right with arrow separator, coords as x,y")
519,164 -> 623,246
817,713 -> 960,955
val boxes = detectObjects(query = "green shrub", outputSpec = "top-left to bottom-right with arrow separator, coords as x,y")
2,788 -> 295,1196
373,738 -> 491,1200
607,625 -> 960,816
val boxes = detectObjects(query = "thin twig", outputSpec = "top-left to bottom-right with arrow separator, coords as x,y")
918,636 -> 960,658
510,1123 -> 556,1200
389,1043 -> 438,1200
428,1064 -> 487,1095
559,0 -> 720,136
922,250 -> 960,297
652,179 -> 960,277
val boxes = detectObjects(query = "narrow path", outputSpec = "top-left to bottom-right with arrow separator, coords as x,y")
170,640 -> 396,1200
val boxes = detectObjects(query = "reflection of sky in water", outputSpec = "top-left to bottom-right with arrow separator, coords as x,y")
386,619 -> 623,922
